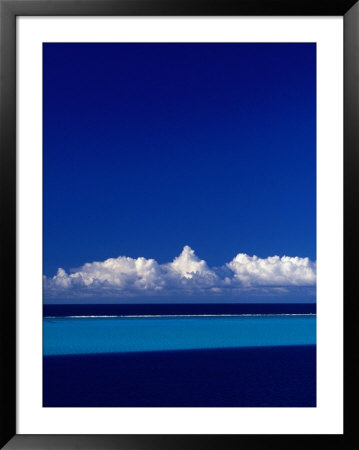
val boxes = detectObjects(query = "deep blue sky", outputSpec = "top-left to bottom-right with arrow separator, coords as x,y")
43,43 -> 316,280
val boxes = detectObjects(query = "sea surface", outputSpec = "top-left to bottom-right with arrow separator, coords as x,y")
43,302 -> 316,317
43,304 -> 316,407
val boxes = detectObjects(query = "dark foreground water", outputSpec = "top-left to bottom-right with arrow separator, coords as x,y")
43,345 -> 316,407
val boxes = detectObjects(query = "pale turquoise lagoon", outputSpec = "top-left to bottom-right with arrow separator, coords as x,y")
43,315 -> 316,356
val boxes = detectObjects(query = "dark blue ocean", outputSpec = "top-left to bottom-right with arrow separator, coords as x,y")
43,302 -> 316,317
43,304 -> 316,407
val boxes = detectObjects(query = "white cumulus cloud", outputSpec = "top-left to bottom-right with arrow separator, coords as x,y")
168,245 -> 211,279
226,253 -> 316,287
45,256 -> 164,292
44,246 -> 316,297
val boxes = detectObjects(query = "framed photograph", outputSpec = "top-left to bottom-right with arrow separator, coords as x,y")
1,0 -> 356,448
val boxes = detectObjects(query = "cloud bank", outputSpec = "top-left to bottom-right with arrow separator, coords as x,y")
44,246 -> 316,298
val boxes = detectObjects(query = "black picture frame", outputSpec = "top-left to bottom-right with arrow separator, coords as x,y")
0,0 -> 357,448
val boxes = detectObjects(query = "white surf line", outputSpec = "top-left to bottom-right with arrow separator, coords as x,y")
43,313 -> 316,319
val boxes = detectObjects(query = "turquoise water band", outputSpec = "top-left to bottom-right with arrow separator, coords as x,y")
43,315 -> 316,356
